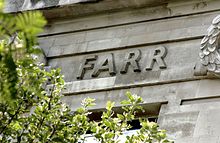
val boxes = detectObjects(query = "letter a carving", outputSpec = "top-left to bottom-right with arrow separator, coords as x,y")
92,54 -> 116,77
120,49 -> 141,74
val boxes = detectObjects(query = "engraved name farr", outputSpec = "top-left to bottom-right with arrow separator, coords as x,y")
77,46 -> 167,80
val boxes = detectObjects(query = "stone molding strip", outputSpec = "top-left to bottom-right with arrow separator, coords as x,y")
6,0 -> 219,20
62,75 -> 214,96
40,1 -> 220,36
40,11 -> 219,58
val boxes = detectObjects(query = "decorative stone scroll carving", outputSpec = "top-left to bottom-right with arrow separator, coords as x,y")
200,15 -> 220,75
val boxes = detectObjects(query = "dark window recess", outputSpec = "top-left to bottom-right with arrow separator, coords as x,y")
87,102 -> 163,131
85,102 -> 165,135
86,117 -> 158,134
88,102 -> 163,122
127,117 -> 158,130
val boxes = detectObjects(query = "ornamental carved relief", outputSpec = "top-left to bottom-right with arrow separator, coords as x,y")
200,15 -> 220,75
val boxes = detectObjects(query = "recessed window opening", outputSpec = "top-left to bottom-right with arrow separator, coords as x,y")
83,102 -> 163,143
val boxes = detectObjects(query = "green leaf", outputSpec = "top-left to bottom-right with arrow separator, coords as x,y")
76,107 -> 85,114
11,121 -> 22,131
106,101 -> 115,111
125,91 -> 135,102
120,100 -> 130,105
105,132 -> 114,139
0,0 -> 3,12
104,120 -> 111,127
16,11 -> 46,36
117,114 -> 124,120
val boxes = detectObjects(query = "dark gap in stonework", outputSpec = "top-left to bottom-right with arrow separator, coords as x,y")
86,102 -> 162,133
127,117 -> 158,130
87,105 -> 161,122
86,111 -> 158,134
181,96 -> 220,105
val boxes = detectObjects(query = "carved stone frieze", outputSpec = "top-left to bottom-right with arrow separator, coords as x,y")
76,46 -> 167,80
200,15 -> 220,75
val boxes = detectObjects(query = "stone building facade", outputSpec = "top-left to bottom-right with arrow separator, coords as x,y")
6,0 -> 220,142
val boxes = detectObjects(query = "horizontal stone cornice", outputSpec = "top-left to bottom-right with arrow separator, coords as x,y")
5,0 -> 186,19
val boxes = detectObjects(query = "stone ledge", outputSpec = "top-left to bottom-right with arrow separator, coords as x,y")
62,76 -> 212,96
5,0 -> 186,19
61,79 -> 220,111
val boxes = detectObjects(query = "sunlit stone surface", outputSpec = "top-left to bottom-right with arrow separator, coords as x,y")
7,0 -> 220,142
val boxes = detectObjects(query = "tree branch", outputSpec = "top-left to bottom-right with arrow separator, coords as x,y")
0,103 -> 22,134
